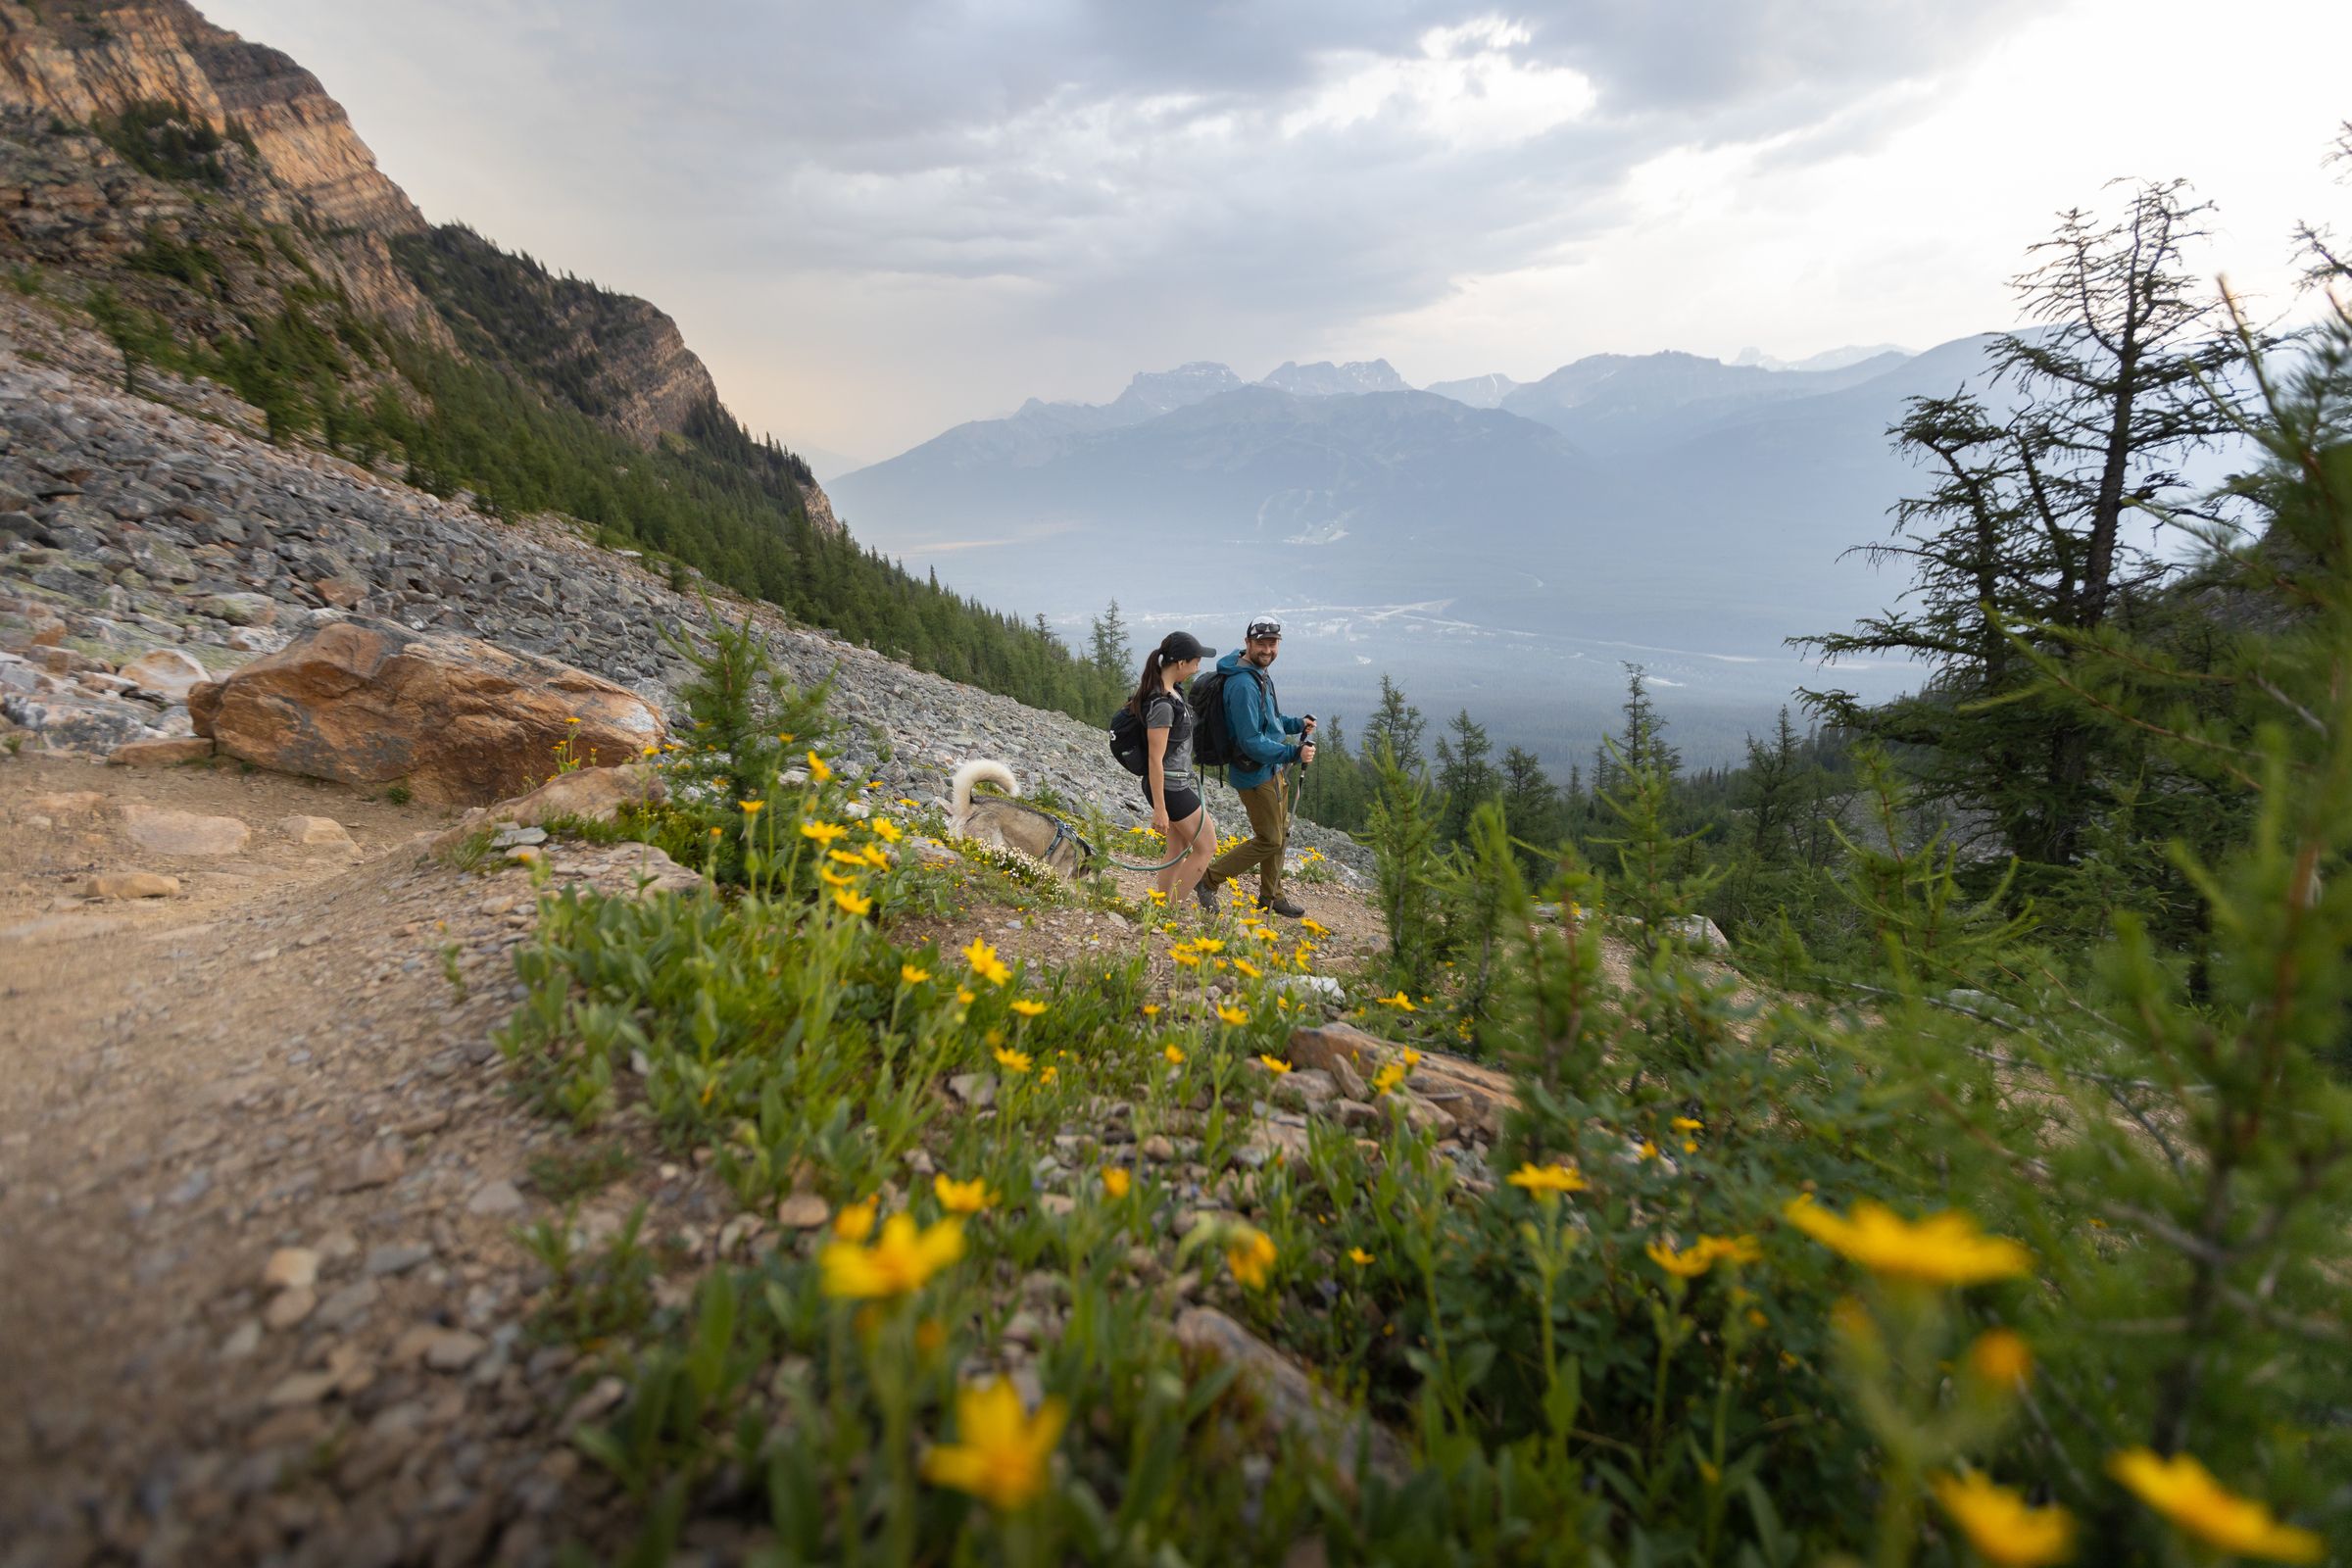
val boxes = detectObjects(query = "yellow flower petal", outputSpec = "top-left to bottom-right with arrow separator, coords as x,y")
2107,1449 -> 2323,1563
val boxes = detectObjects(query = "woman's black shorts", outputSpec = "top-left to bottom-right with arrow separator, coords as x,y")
1143,774 -> 1203,823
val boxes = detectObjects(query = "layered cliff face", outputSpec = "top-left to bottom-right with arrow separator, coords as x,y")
0,0 -> 839,532
0,0 -> 421,233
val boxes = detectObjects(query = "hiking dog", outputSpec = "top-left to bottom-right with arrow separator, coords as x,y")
947,760 -> 1094,878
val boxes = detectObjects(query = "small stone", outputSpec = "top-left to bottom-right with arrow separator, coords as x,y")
421,1329 -> 490,1372
262,1248 -> 320,1291
220,1321 -> 264,1359
264,1371 -> 339,1409
264,1288 -> 317,1331
946,1073 -> 996,1108
277,814 -> 357,850
1038,1195 -> 1076,1217
165,1168 -> 212,1206
342,1141 -> 406,1191
122,806 -> 250,858
1140,1135 -> 1177,1161
365,1243 -> 434,1277
107,737 -> 214,767
315,1278 -> 381,1330
466,1179 -> 524,1217
86,871 -> 180,900
118,647 -> 210,700
775,1193 -> 830,1229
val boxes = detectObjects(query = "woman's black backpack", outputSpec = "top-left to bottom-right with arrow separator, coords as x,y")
1107,704 -> 1150,776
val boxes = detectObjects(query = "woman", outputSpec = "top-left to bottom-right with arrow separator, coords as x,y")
1132,630 -> 1217,905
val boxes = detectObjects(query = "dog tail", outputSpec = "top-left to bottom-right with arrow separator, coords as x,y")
950,760 -> 1019,818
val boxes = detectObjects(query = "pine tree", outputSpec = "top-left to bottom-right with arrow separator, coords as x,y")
1360,674 -> 1427,777
1088,600 -> 1132,677
1798,180 -> 2249,882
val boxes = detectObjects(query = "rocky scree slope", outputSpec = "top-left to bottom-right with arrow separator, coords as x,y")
0,307 -> 1369,872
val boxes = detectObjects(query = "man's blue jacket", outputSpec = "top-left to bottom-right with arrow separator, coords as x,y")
1214,649 -> 1304,791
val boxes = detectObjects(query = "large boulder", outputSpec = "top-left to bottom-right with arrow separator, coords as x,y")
188,620 -> 664,807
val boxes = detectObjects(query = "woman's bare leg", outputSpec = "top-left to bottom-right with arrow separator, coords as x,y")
1170,808 -> 1214,903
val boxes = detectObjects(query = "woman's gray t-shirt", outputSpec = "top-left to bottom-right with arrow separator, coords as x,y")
1145,690 -> 1197,794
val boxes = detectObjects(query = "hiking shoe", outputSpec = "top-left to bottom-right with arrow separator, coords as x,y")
1194,882 -> 1219,914
1268,895 -> 1307,919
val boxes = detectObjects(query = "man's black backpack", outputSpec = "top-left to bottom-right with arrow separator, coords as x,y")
1189,668 -> 1250,770
1107,704 -> 1150,776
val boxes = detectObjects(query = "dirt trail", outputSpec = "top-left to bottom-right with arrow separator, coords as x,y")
0,755 -> 714,1568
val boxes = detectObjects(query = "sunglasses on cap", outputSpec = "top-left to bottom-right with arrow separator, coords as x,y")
1247,618 -> 1284,640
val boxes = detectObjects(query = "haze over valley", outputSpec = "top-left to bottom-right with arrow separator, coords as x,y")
833,343 -> 1990,766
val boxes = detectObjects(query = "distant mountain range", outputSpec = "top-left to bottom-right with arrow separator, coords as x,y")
830,340 -> 2015,765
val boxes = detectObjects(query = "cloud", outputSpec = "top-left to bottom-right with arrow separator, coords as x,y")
201,0 -> 2145,454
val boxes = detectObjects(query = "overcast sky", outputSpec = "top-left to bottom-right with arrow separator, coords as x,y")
202,0 -> 2348,468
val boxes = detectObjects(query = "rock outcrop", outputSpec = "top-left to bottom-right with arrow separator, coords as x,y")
0,0 -> 841,531
189,619 -> 666,806
0,0 -> 422,233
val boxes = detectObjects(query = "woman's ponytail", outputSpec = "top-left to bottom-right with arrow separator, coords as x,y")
1128,647 -> 1167,717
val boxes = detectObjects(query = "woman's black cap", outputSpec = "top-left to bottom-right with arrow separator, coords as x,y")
1159,631 -> 1215,661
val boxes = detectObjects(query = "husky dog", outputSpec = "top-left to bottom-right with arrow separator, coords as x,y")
948,760 -> 1094,878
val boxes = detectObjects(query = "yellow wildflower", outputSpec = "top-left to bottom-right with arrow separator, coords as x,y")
1969,1328 -> 2034,1389
871,817 -> 903,843
1170,948 -> 1202,968
1347,1247 -> 1375,1266
1671,1116 -> 1704,1133
1783,1197 -> 2032,1287
1215,1004 -> 1249,1026
801,819 -> 849,844
807,751 -> 832,782
1101,1167 -> 1132,1200
1234,958 -> 1262,979
1163,1044 -> 1185,1064
963,938 -> 1012,988
1647,1240 -> 1714,1279
1400,1048 -> 1422,1067
934,1174 -> 996,1213
1638,1139 -> 1661,1160
860,845 -> 891,869
1226,1227 -> 1277,1290
1698,1234 -> 1762,1267
1256,1054 -> 1291,1074
1039,1064 -> 1057,1084
1930,1471 -> 2077,1568
819,866 -> 854,888
920,1378 -> 1067,1512
834,887 -> 874,917
826,849 -> 866,867
1507,1162 -> 1589,1197
1193,938 -> 1225,954
993,1045 -> 1032,1074
2106,1450 -> 2322,1563
833,1198 -> 877,1243
1300,918 -> 1329,937
564,714 -> 581,724
901,963 -> 931,985
740,799 -> 764,815
1009,999 -> 1048,1018
1147,890 -> 1167,906
1378,991 -> 1417,1011
819,1213 -> 964,1298
1142,1004 -> 1160,1017
1371,1062 -> 1407,1096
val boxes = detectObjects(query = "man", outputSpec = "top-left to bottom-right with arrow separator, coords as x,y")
1198,615 -> 1315,918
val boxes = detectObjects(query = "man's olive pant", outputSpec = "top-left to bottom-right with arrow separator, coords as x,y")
1202,773 -> 1287,905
